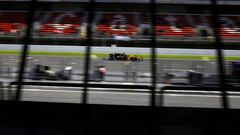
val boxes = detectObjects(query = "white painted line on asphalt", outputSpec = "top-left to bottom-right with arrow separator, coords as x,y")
22,89 -> 240,98
25,86 -> 226,93
165,94 -> 220,98
25,86 -> 150,91
90,91 -> 149,95
228,92 -> 240,94
27,86 -> 83,89
164,90 -> 221,93
121,82 -> 135,85
22,89 -> 148,95
23,89 -> 81,93
164,94 -> 240,98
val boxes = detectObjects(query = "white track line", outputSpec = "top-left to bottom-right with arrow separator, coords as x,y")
21,88 -> 240,98
23,86 -> 232,94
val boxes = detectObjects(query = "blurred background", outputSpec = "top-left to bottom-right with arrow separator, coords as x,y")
0,0 -> 239,107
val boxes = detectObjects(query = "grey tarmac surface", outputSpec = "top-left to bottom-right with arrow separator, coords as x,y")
1,44 -> 240,108
1,44 -> 240,56
16,87 -> 240,109
2,80 -> 240,109
0,55 -> 222,81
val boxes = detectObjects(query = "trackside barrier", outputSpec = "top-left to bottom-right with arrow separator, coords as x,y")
159,85 -> 240,108
125,71 -> 137,82
0,81 -> 3,100
7,81 -> 152,101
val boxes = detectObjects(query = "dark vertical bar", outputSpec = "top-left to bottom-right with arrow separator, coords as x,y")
15,0 -> 36,101
0,82 -> 3,100
82,0 -> 95,104
150,0 -> 157,107
210,0 -> 228,109
149,1 -> 158,135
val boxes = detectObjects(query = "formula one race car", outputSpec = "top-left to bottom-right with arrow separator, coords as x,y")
27,64 -> 72,80
107,53 -> 143,61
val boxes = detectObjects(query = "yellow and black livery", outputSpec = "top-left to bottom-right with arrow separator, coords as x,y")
108,53 -> 143,61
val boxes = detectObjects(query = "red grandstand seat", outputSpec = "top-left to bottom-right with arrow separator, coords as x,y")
204,15 -> 240,38
37,11 -> 82,35
0,11 -> 26,34
39,24 -> 79,35
218,15 -> 240,38
96,13 -> 137,36
0,23 -> 25,33
155,14 -> 195,37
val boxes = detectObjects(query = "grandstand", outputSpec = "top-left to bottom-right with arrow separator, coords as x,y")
37,11 -> 82,35
0,2 -> 239,48
0,11 -> 239,37
0,11 -> 26,35
96,13 -> 137,36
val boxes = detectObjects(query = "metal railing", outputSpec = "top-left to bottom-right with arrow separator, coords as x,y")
0,82 -> 3,100
159,85 -> 240,107
7,81 -> 151,100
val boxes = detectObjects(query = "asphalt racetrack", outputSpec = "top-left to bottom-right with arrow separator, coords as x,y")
1,44 -> 240,108
5,82 -> 240,109
0,55 -> 220,82
1,44 -> 240,56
